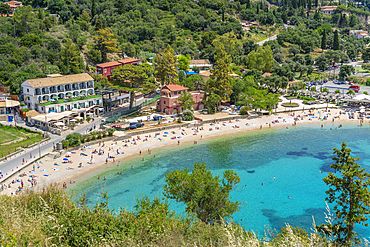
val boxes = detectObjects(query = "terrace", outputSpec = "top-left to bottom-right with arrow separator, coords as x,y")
39,95 -> 101,106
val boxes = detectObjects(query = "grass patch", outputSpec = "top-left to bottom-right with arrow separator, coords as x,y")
281,103 -> 299,107
0,125 -> 44,158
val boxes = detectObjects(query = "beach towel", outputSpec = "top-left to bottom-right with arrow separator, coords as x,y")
40,169 -> 48,172
43,174 -> 49,177
52,168 -> 59,171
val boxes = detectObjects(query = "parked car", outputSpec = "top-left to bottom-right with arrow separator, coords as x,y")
26,122 -> 35,127
125,125 -> 137,130
130,122 -> 144,128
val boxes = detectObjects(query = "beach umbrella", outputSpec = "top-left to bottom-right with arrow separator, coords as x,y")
63,158 -> 68,161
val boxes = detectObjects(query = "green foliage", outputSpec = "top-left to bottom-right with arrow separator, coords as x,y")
238,87 -> 279,111
209,43 -> 233,100
239,106 -> 249,115
20,34 -> 43,47
163,162 -> 240,224
154,45 -> 179,86
333,30 -> 340,50
317,142 -> 370,246
177,54 -> 191,71
65,133 -> 83,146
110,63 -> 156,108
205,93 -> 221,114
362,48 -> 370,61
339,65 -> 354,79
347,89 -> 355,95
178,91 -> 195,112
247,45 -> 273,72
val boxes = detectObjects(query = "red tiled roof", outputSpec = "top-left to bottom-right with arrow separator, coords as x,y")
4,1 -> 22,7
118,57 -> 139,64
96,61 -> 121,68
162,84 -> 188,91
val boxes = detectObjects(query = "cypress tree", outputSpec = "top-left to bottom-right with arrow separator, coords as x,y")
257,4 -> 259,14
315,0 -> 318,7
333,30 -> 340,50
308,0 -> 312,10
246,0 -> 251,8
91,0 -> 97,17
321,30 -> 326,50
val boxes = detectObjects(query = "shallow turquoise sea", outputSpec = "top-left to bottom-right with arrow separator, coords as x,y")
70,123 -> 370,238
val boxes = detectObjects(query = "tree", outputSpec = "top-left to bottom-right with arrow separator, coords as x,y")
209,43 -> 232,100
110,64 -> 156,109
120,42 -> 136,57
247,45 -> 274,72
317,142 -> 370,246
205,93 -> 222,114
177,55 -> 191,71
91,0 -> 97,17
14,5 -> 34,35
179,74 -> 204,91
60,39 -> 82,74
92,27 -> 118,62
0,3 -> 11,16
178,91 -> 195,112
362,48 -> 370,61
178,70 -> 186,82
154,44 -> 178,86
321,30 -> 326,51
335,89 -> 341,94
289,45 -> 300,55
338,65 -> 354,79
163,162 -> 241,224
333,30 -> 340,50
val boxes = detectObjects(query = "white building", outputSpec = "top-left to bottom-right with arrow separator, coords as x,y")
189,59 -> 213,71
21,73 -> 103,114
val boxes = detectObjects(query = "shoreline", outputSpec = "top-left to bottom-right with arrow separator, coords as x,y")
1,108 -> 368,196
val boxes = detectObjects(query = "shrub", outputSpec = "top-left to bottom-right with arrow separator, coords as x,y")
183,110 -> 194,121
303,100 -> 308,104
21,108 -> 30,112
364,91 -> 368,95
240,106 -> 249,115
107,128 -> 115,136
20,102 -> 26,106
177,117 -> 182,123
65,133 -> 82,146
61,140 -> 69,149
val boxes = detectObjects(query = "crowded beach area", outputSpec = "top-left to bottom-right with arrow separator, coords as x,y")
1,106 -> 368,196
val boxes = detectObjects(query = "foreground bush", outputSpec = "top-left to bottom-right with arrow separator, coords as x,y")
0,185 -> 329,246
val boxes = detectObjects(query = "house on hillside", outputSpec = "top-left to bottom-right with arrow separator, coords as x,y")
2,1 -> 22,16
189,59 -> 213,71
0,94 -> 20,122
156,85 -> 206,115
320,6 -> 337,15
96,57 -> 140,81
21,73 -> 103,114
349,30 -> 369,38
240,21 -> 259,31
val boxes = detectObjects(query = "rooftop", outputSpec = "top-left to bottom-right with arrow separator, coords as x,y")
162,84 -> 189,92
321,6 -> 337,10
96,61 -> 122,68
118,57 -> 139,64
190,59 -> 212,65
25,73 -> 93,88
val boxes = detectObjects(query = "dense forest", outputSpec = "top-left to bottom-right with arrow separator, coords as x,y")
0,0 -> 369,96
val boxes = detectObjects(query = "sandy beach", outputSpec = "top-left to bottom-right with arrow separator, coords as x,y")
1,107 -> 367,196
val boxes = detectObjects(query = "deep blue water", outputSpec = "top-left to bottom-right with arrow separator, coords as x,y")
70,124 -> 370,239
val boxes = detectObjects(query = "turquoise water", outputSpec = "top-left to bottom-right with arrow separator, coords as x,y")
70,124 -> 370,238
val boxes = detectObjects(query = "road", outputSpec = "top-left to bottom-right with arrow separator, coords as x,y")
315,80 -> 370,94
257,35 -> 277,46
0,95 -> 152,183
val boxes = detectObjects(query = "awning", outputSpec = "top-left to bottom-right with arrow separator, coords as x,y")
75,116 -> 83,120
0,100 -> 20,107
54,122 -> 64,126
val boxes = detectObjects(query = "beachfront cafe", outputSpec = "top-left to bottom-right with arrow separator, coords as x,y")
343,94 -> 370,109
0,95 -> 20,122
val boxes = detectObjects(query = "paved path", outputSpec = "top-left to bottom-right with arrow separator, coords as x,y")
256,35 -> 277,46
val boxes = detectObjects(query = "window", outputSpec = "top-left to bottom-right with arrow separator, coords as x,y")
173,101 -> 177,105
163,101 -> 166,105
104,69 -> 107,73
27,88 -> 29,92
174,91 -> 177,95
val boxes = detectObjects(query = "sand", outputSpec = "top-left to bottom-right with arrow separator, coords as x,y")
1,108 -> 367,196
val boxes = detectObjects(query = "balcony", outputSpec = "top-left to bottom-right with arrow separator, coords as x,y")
57,88 -> 65,92
80,85 -> 87,89
35,91 -> 41,95
87,84 -> 94,88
